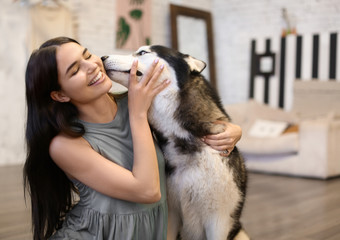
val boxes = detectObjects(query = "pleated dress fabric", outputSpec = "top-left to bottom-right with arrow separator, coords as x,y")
50,95 -> 168,240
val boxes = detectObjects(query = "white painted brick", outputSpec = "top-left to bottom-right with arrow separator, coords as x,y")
1,0 -> 340,165
213,0 -> 340,104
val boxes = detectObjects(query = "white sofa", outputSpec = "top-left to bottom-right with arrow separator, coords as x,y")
226,81 -> 340,179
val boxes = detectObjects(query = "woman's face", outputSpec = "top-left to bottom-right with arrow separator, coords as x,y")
53,42 -> 112,104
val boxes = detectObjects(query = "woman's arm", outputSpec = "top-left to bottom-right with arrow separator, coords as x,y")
127,58 -> 169,202
202,121 -> 242,156
50,59 -> 170,204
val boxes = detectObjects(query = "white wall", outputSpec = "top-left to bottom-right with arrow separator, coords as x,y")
0,1 -> 29,166
70,0 -> 211,56
0,0 -> 339,165
213,0 -> 340,104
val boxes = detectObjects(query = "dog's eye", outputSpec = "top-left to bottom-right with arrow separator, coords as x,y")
138,50 -> 148,56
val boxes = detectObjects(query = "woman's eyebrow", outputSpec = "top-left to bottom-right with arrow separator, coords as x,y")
65,48 -> 88,75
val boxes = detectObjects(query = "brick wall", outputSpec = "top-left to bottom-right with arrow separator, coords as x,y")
213,0 -> 340,104
72,0 -> 211,55
0,0 -> 339,165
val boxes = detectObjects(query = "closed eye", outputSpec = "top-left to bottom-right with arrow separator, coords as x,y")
66,48 -> 92,76
72,66 -> 79,76
85,50 -> 92,60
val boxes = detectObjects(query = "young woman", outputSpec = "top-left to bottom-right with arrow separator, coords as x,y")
24,37 -> 242,240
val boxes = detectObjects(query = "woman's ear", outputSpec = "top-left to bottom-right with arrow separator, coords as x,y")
50,91 -> 70,102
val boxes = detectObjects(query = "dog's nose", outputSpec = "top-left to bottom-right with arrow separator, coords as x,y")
101,56 -> 109,62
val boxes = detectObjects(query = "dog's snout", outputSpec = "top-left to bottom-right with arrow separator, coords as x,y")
101,56 -> 109,62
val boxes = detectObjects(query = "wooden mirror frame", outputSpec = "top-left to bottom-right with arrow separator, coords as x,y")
170,4 -> 217,89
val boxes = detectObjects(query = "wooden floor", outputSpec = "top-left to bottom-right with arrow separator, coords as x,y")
1,165 -> 340,240
0,165 -> 31,240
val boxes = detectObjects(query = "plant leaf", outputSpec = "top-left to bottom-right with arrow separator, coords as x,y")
116,17 -> 130,48
130,9 -> 143,20
145,37 -> 151,45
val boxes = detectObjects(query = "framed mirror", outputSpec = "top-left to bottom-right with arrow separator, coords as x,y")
170,4 -> 216,89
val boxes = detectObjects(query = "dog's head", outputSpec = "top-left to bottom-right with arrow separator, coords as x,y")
102,45 -> 206,89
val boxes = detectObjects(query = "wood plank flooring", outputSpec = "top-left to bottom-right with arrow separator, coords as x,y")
242,173 -> 340,240
0,165 -> 340,240
0,165 -> 31,240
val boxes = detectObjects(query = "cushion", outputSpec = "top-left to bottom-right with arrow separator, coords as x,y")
225,100 -> 299,133
225,100 -> 299,155
293,80 -> 340,119
237,132 -> 299,155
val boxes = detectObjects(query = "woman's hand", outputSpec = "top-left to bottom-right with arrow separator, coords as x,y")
128,58 -> 170,119
202,121 -> 242,157
127,58 -> 170,203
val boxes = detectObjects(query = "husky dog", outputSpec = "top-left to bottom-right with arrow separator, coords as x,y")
102,46 -> 248,240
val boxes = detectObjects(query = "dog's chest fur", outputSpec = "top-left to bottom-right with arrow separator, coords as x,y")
148,72 -> 241,199
149,76 -> 244,239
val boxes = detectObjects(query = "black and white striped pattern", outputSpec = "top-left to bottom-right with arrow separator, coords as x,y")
250,32 -> 340,110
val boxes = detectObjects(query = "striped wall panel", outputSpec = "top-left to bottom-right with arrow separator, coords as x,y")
250,32 -> 340,110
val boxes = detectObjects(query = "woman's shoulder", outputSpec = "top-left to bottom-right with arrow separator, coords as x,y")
49,134 -> 90,160
51,133 -> 88,146
49,133 -> 94,179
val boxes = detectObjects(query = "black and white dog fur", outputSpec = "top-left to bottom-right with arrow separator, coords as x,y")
102,45 -> 249,240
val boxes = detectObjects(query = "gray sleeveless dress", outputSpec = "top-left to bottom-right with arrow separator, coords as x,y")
50,95 -> 168,240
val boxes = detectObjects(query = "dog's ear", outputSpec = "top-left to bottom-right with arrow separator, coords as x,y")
185,56 -> 206,73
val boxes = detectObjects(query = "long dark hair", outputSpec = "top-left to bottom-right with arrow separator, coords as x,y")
24,37 -> 85,240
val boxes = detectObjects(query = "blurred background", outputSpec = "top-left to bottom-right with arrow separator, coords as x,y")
0,0 -> 340,239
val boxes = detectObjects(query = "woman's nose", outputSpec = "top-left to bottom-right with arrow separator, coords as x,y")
101,56 -> 108,62
85,60 -> 97,74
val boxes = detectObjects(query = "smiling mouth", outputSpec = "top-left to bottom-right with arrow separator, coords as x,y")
88,71 -> 103,86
